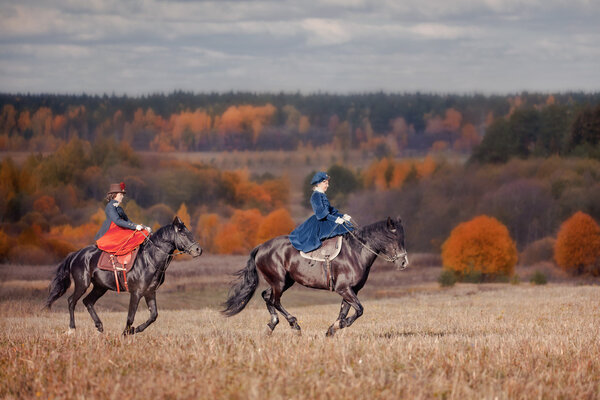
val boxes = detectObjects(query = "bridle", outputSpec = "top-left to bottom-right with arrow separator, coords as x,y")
141,229 -> 200,257
342,220 -> 409,270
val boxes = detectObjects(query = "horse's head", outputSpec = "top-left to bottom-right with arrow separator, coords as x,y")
171,216 -> 203,257
385,216 -> 409,270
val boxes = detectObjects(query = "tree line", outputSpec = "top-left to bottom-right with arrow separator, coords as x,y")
2,92 -> 599,156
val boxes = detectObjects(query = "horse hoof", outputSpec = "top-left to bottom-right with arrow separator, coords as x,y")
264,326 -> 274,337
326,320 -> 340,337
65,328 -> 75,335
293,329 -> 302,337
122,327 -> 135,336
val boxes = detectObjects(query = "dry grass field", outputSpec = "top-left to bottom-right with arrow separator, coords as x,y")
1,256 -> 600,399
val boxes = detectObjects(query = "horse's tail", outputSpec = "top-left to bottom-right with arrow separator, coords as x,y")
222,247 -> 260,317
45,252 -> 76,309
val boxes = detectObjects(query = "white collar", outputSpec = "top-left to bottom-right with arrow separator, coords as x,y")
313,187 -> 325,194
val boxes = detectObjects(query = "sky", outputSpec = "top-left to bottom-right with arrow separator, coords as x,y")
1,0 -> 599,95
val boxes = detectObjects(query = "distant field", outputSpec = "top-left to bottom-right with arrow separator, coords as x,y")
1,256 -> 599,399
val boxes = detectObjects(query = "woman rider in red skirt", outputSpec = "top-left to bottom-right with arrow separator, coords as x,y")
95,182 -> 151,255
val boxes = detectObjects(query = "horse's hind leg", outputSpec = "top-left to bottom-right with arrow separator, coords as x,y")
261,288 -> 279,334
67,281 -> 89,330
271,276 -> 301,334
82,285 -> 108,332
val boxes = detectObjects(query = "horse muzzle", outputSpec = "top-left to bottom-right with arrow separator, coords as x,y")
395,251 -> 409,270
187,243 -> 203,257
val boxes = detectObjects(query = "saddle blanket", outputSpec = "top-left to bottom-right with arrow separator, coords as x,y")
300,236 -> 342,262
97,247 -> 139,273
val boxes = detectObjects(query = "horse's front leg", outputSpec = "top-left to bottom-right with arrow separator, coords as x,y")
123,291 -> 142,335
135,292 -> 157,334
326,288 -> 363,337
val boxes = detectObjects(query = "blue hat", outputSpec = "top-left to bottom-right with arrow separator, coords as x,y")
310,171 -> 330,185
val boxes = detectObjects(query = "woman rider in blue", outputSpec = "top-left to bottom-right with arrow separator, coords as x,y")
289,171 -> 353,252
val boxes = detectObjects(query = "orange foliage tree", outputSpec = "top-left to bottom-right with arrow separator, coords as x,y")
256,208 -> 295,244
215,104 -> 276,143
554,212 -> 600,275
213,223 -> 246,254
212,207 -> 295,254
195,213 -> 220,252
363,156 -> 437,190
229,209 -> 263,248
49,221 -> 101,249
442,215 -> 518,277
221,170 -> 290,212
176,203 -> 191,228
213,208 -> 263,254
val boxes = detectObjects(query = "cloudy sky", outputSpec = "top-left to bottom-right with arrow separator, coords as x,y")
1,0 -> 599,95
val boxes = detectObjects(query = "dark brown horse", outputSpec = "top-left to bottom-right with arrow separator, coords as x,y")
223,217 -> 408,336
46,217 -> 202,335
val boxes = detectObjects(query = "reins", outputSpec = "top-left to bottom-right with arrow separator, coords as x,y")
342,219 -> 408,267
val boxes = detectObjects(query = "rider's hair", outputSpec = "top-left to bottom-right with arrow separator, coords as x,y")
105,193 -> 118,203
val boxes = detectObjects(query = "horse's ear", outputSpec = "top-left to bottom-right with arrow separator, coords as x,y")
173,216 -> 183,231
387,216 -> 398,232
396,215 -> 402,224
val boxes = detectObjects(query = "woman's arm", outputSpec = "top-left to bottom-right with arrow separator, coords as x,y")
106,202 -> 138,230
311,192 -> 340,222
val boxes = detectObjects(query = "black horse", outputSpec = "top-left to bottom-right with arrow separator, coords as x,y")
46,216 -> 202,335
223,217 -> 408,336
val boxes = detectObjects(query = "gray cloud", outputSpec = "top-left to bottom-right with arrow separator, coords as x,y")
0,0 -> 598,94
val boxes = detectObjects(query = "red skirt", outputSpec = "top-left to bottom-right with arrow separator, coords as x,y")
96,222 -> 147,255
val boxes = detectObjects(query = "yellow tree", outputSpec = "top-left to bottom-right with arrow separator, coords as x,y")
554,211 -> 600,275
442,215 -> 517,278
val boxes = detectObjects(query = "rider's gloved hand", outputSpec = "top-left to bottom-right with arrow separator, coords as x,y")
335,217 -> 344,224
145,226 -> 152,233
343,214 -> 352,222
135,224 -> 143,231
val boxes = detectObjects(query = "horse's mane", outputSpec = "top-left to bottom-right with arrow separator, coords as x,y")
140,224 -> 174,249
152,224 -> 173,240
353,219 -> 396,249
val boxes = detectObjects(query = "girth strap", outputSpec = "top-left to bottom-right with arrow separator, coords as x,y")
325,255 -> 333,291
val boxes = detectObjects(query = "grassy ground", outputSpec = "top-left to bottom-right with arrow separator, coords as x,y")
2,285 -> 600,399
1,256 -> 600,399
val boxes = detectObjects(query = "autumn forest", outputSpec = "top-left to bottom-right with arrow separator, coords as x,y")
1,91 -> 600,275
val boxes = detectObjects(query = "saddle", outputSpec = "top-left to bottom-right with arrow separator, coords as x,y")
97,247 -> 140,293
299,236 -> 343,291
300,236 -> 343,262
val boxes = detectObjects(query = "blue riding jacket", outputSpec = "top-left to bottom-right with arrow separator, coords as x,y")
289,190 -> 353,252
